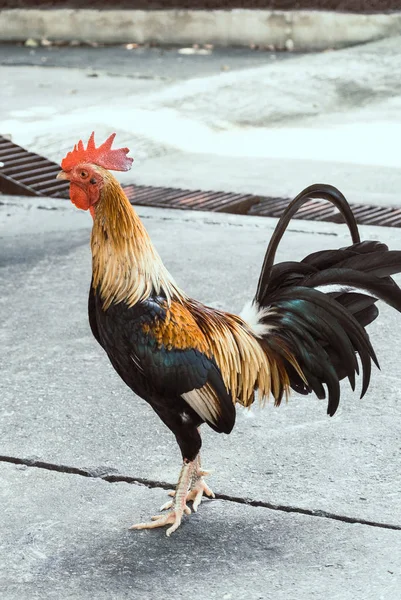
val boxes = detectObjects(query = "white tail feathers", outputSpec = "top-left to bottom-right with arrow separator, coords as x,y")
314,283 -> 373,296
240,301 -> 275,338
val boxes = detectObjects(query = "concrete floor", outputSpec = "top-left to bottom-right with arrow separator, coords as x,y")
0,43 -> 294,79
1,195 -> 401,599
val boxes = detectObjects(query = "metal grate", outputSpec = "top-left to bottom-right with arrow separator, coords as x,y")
122,184 -> 258,214
0,136 -> 70,198
123,186 -> 401,227
2,136 -> 401,228
249,196 -> 401,227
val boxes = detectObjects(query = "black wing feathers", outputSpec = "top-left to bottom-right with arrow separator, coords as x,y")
90,292 -> 235,434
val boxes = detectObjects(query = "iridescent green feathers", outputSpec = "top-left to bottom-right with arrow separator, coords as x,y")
252,184 -> 401,416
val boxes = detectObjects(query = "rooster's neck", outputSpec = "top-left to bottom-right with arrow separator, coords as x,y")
90,177 -> 183,310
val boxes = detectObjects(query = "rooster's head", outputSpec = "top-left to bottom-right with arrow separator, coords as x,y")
57,132 -> 133,216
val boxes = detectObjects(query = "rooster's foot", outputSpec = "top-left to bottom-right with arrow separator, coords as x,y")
129,507 -> 189,537
161,470 -> 214,513
188,475 -> 215,512
129,459 -> 198,536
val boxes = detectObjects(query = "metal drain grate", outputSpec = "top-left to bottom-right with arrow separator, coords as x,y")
124,185 -> 401,227
2,136 -> 401,228
0,136 -> 70,198
123,184 -> 257,214
249,196 -> 401,227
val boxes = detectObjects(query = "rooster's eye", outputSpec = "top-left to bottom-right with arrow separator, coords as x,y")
80,170 -> 88,178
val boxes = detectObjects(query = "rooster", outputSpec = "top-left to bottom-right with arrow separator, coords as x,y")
58,133 -> 401,536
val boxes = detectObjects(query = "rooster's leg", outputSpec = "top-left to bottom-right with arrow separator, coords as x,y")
130,459 -> 195,536
187,453 -> 215,511
161,453 -> 215,513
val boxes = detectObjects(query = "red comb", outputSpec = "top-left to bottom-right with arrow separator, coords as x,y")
61,132 -> 133,172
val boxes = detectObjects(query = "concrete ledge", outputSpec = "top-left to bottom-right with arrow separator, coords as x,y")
1,8 -> 401,50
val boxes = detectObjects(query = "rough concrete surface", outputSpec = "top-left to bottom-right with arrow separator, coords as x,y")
2,38 -> 401,206
1,196 -> 401,599
0,43 -> 293,79
2,462 -> 401,600
2,8 -> 401,50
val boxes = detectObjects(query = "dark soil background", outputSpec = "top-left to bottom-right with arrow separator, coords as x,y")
2,1 -> 401,14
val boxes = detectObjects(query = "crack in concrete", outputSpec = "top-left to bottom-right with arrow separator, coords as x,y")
1,454 -> 400,531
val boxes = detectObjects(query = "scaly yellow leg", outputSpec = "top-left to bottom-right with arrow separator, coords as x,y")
130,459 -> 195,537
161,454 -> 215,513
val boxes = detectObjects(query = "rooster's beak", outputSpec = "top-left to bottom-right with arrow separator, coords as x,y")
56,170 -> 69,181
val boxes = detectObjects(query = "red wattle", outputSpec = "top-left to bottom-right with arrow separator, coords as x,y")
70,183 -> 90,211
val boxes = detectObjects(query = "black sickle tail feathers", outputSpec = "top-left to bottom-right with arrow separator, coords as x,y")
253,184 -> 401,416
255,184 -> 361,307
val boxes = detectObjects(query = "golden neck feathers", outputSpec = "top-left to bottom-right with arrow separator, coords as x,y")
90,175 -> 184,309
